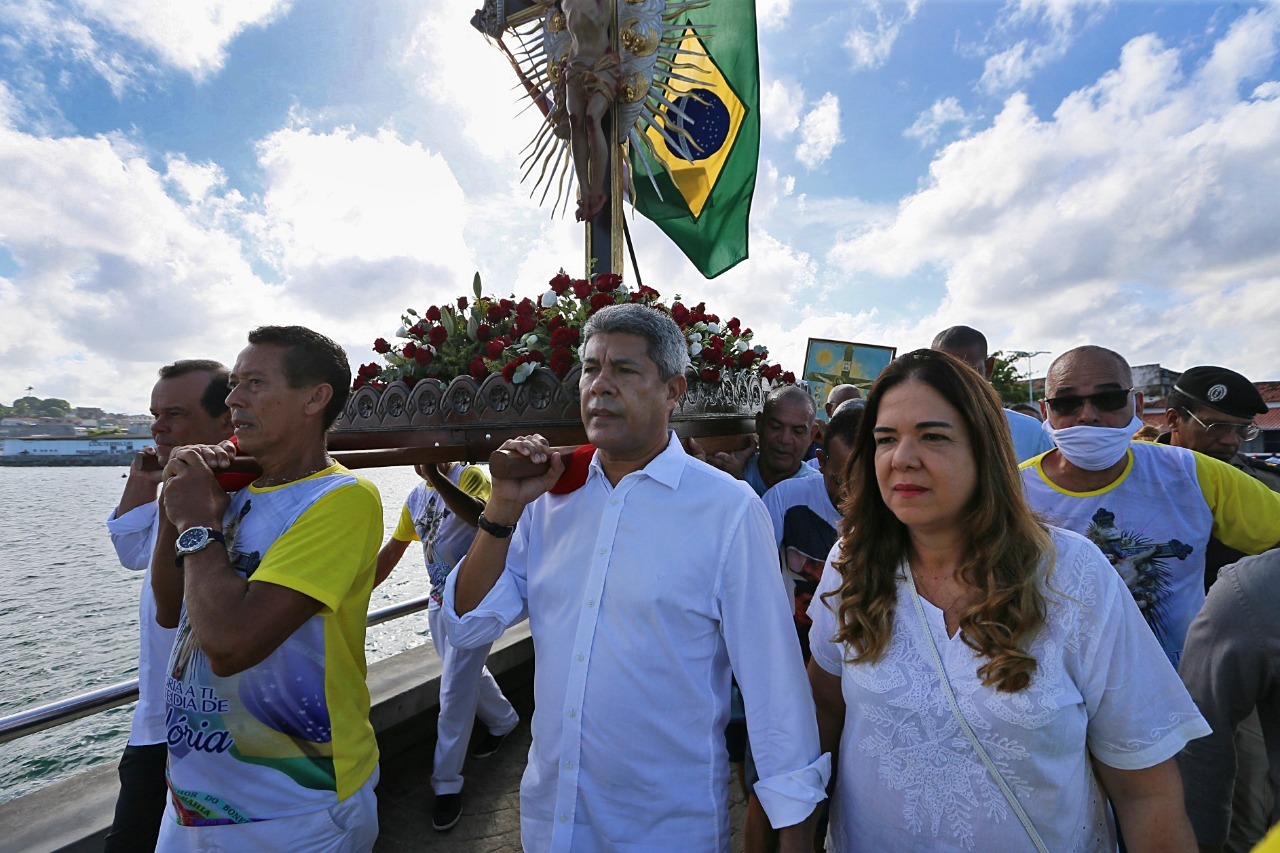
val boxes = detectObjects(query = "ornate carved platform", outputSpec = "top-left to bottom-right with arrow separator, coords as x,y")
328,366 -> 769,463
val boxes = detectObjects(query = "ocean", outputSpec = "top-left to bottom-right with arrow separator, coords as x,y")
0,464 -> 432,805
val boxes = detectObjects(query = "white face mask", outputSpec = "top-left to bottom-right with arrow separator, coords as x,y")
1042,414 -> 1143,471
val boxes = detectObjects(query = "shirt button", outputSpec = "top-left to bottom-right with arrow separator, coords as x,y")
577,654 -> 584,661
609,498 -> 618,505
565,761 -> 573,770
586,599 -> 595,607
598,547 -> 606,555
568,710 -> 576,718
560,815 -> 567,823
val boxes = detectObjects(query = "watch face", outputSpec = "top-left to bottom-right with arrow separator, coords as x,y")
177,527 -> 209,552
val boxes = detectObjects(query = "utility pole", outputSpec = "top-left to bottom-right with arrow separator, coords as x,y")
1007,351 -> 1048,403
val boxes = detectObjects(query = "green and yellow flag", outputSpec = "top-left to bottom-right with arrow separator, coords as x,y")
629,0 -> 760,279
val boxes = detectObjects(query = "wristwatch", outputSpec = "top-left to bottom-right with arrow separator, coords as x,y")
175,526 -> 227,566
476,512 -> 517,539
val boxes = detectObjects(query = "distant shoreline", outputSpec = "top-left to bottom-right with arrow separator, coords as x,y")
0,454 -> 132,467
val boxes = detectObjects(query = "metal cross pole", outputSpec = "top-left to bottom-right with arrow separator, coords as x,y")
584,0 -> 625,279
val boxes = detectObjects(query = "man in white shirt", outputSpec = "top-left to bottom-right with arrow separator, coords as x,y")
446,303 -> 829,851
105,359 -> 232,852
932,325 -> 1054,463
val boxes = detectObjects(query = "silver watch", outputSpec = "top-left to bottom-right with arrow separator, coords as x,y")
175,526 -> 226,566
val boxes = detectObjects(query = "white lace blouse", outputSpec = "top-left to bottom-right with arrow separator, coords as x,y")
808,526 -> 1209,852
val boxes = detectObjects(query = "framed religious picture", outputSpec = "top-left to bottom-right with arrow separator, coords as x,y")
802,338 -> 896,420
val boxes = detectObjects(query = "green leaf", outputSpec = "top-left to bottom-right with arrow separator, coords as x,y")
472,272 -> 483,300
441,308 -> 457,337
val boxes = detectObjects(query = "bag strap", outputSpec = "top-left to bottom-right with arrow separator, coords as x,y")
904,569 -> 1050,853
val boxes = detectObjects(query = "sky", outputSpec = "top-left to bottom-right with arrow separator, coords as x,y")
2,0 -> 1279,414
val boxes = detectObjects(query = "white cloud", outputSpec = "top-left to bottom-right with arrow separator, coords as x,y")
0,0 -> 139,95
72,0 -> 291,80
796,93 -> 843,170
844,0 -> 922,71
757,0 -> 793,32
830,6 -> 1280,380
904,97 -> 977,147
762,78 -> 804,139
980,0 -> 1112,93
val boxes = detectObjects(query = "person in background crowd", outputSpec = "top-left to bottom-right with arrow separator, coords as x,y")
1134,423 -> 1163,441
931,325 -> 1055,462
746,400 -> 864,852
1010,402 -> 1042,421
105,359 -> 233,852
374,461 -> 519,832
1019,345 -> 1280,668
806,385 -> 862,469
809,348 -> 1208,850
445,304 -> 829,851
1179,549 -> 1280,853
1161,366 -> 1280,850
151,326 -> 382,850
710,384 -> 822,495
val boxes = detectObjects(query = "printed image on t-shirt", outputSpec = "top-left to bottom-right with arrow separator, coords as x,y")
781,505 -> 839,627
1085,507 -> 1192,648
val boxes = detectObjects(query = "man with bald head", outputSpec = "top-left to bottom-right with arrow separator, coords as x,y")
932,325 -> 1054,462
824,383 -> 862,418
711,384 -> 822,496
1018,345 -> 1280,667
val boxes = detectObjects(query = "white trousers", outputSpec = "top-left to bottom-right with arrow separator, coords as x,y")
156,765 -> 379,852
428,603 -> 519,795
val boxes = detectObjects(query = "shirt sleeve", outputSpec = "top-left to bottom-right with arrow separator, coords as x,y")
458,465 -> 492,502
105,501 -> 159,572
249,480 -> 383,614
760,484 -> 787,548
806,553 -> 845,677
718,497 -> 830,828
441,505 -> 530,649
1177,556 -> 1274,845
1195,453 -> 1280,553
1067,537 -> 1211,770
391,502 -> 418,543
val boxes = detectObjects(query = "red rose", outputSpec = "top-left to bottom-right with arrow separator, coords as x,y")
402,342 -> 418,360
409,321 -> 427,337
546,314 -> 566,332
549,273 -> 572,295
362,362 -> 381,378
550,327 -> 578,349
526,349 -> 546,364
373,337 -> 391,354
550,347 -> 574,378
594,272 -> 622,291
457,296 -> 468,310
476,323 -> 492,342
515,315 -> 537,335
352,376 -> 365,390
727,317 -> 741,332
501,359 -> 520,383
485,339 -> 505,359
761,363 -> 783,381
782,371 -> 796,384
516,297 -> 536,316
738,350 -> 756,368
425,305 -> 442,322
414,348 -> 433,366
428,326 -> 448,347
469,357 -> 489,381
486,303 -> 507,323
671,302 -> 690,325
743,328 -> 753,337
571,278 -> 592,299
699,367 -> 721,383
690,303 -> 707,323
403,375 -> 419,388
589,292 -> 614,312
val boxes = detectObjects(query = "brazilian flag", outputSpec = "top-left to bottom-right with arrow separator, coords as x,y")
629,0 -> 759,279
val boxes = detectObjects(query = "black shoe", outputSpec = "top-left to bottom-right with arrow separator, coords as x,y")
432,793 -> 462,832
472,729 -> 508,759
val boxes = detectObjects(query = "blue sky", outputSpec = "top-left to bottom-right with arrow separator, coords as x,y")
2,0 -> 1279,413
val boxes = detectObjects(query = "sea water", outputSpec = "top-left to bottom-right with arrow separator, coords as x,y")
0,464 -> 433,804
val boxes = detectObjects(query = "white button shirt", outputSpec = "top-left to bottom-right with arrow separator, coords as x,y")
444,433 -> 829,852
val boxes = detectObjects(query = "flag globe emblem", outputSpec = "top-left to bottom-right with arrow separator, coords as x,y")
643,27 -> 746,220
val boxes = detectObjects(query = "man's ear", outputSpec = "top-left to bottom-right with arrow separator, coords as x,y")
665,373 -> 687,408
1163,407 -> 1181,432
1133,390 -> 1145,419
304,383 -> 334,417
983,355 -> 996,381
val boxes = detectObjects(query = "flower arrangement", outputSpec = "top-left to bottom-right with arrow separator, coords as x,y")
353,271 -> 795,391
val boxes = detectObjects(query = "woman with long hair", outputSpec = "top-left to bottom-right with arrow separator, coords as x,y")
807,349 -> 1208,851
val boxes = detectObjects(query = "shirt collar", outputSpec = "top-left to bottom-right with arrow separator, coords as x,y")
586,431 -> 686,490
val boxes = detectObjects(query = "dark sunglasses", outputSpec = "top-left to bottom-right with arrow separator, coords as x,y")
1043,388 -> 1132,417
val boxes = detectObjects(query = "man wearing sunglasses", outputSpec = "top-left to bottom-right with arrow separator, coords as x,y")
1160,366 -> 1280,489
1019,345 -> 1280,670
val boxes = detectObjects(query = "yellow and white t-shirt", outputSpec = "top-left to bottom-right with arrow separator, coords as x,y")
391,464 -> 490,605
164,464 -> 382,825
1020,442 -> 1280,666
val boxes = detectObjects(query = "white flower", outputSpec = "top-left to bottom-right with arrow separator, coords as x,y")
396,325 -> 410,338
512,362 -> 537,384
735,339 -> 749,353
689,342 -> 703,356
541,290 -> 558,308
753,345 -> 767,355
707,322 -> 720,335
524,334 -> 539,346
687,331 -> 703,343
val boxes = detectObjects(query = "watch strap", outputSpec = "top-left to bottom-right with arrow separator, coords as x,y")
476,512 -> 517,539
